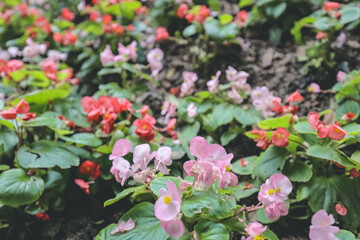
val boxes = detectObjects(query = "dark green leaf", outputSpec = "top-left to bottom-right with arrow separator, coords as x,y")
194,221 -> 229,240
104,185 -> 146,207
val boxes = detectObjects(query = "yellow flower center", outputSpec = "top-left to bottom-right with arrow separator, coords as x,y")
254,236 -> 265,240
308,86 -> 313,92
211,75 -> 215,79
268,188 -> 275,195
256,92 -> 260,96
335,127 -> 341,133
277,133 -> 283,139
276,187 -> 281,193
225,165 -> 231,172
142,125 -> 148,129
154,53 -> 158,58
86,166 -> 91,172
164,196 -> 171,204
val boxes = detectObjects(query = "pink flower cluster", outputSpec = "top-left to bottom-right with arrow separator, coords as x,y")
146,48 -> 164,77
258,174 -> 292,221
251,86 -> 277,118
22,38 -> 47,59
206,70 -> 221,93
161,101 -> 177,122
109,139 -> 173,186
308,112 -> 347,140
155,181 -> 184,238
226,66 -> 250,103
100,41 -> 137,66
183,136 -> 238,189
309,210 -> 339,240
180,72 -> 198,97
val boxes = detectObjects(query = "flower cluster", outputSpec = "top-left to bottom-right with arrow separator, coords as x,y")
146,48 -> 164,77
183,136 -> 238,189
251,86 -> 277,118
133,112 -> 157,142
177,5 -> 210,24
23,38 -> 47,59
100,41 -> 137,66
258,174 -> 292,221
251,127 -> 290,150
226,66 -> 250,103
307,112 -> 347,140
0,98 -> 35,121
109,139 -> 173,186
81,96 -> 132,134
180,71 -> 198,97
272,90 -> 303,116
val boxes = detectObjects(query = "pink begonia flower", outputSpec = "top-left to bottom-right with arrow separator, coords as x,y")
309,210 -> 339,240
100,45 -> 115,66
161,218 -> 184,238
48,50 -> 67,62
23,38 -> 46,58
228,86 -> 244,103
206,71 -> 221,93
109,139 -> 132,161
265,201 -> 288,221
287,90 -> 303,103
128,41 -> 138,62
337,71 -> 346,84
110,158 -> 132,185
155,181 -> 181,221
180,180 -> 192,192
258,174 -> 292,205
226,66 -> 239,82
251,86 -> 271,102
111,218 -> 135,234
15,98 -> 30,114
180,72 -> 198,97
236,37 -> 251,52
132,144 -> 156,171
308,83 -> 321,93
334,32 -> 346,48
7,46 -> 19,57
154,146 -> 173,174
161,101 -> 177,121
328,122 -> 347,140
308,112 -> 320,130
245,222 -> 267,240
147,48 -> 164,77
317,123 -> 329,138
271,127 -> 289,147
7,60 -> 24,72
187,102 -> 197,117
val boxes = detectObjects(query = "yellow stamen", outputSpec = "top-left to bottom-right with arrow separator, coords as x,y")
154,53 -> 158,58
277,133 -> 283,139
254,236 -> 265,240
308,86 -> 313,92
164,196 -> 171,204
211,75 -> 215,79
268,189 -> 275,195
86,166 -> 91,172
256,92 -> 260,96
276,187 -> 281,193
142,125 -> 148,129
335,128 -> 341,133
225,165 -> 231,172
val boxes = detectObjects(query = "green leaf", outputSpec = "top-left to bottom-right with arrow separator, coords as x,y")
204,20 -> 239,43
183,24 -> 198,37
0,119 -> 15,130
261,228 -> 280,240
336,100 -> 360,121
291,17 -> 316,44
0,126 -> 18,152
0,165 -> 10,171
309,176 -> 360,229
219,14 -> 233,25
17,140 -> 80,169
234,107 -> 263,126
180,121 -> 200,143
239,0 -> 253,8
182,190 -> 236,221
9,69 -> 26,82
233,181 -> 259,201
104,185 -> 146,207
296,184 -> 311,201
0,169 -> 44,207
44,171 -> 62,190
282,161 -> 312,182
339,7 -> 360,25
213,103 -> 234,126
266,2 -> 286,18
306,145 -> 354,167
336,230 -> 356,240
149,176 -> 183,197
60,133 -> 102,147
294,121 -> 315,134
95,202 -> 168,240
27,70 -> 51,87
314,17 -> 337,31
256,207 -> 275,224
232,156 -> 257,175
22,116 -> 55,127
255,146 -> 288,180
220,131 -> 237,146
11,83 -> 71,105
258,114 -> 292,130
97,68 -> 122,76
194,221 -> 229,240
